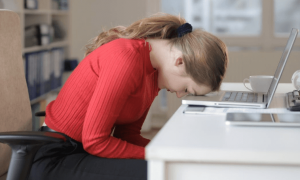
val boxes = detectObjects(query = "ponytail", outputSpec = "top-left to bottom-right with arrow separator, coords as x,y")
85,13 -> 186,56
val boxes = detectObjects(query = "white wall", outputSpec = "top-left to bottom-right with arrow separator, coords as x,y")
70,0 -> 147,61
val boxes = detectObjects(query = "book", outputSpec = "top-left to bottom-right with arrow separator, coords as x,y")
25,24 -> 50,47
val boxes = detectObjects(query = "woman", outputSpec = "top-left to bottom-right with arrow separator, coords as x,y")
29,13 -> 228,180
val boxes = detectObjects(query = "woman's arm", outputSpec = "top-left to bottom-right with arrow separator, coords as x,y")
82,44 -> 147,159
113,107 -> 151,147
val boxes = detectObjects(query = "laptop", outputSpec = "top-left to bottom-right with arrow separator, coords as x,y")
182,28 -> 299,109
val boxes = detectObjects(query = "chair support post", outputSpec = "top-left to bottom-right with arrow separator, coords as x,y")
7,144 -> 43,180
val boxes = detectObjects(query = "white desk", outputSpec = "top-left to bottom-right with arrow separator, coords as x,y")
146,83 -> 300,180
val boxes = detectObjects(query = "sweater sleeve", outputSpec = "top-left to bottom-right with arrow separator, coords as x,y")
113,107 -> 151,147
82,48 -> 145,159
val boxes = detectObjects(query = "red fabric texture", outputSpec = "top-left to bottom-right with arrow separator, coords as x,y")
45,38 -> 159,159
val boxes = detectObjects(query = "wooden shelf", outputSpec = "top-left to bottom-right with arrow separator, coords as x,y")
51,10 -> 68,15
23,40 -> 69,53
24,9 -> 50,15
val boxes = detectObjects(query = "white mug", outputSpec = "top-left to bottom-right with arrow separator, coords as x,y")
291,70 -> 300,90
243,75 -> 273,93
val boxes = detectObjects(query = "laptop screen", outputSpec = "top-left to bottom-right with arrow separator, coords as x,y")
266,28 -> 298,108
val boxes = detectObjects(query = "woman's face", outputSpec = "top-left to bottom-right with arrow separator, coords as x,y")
149,40 -> 212,98
157,66 -> 212,98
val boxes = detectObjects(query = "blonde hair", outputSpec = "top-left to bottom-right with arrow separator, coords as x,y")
85,13 -> 228,91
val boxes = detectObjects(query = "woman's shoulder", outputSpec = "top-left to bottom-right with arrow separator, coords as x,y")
86,38 -> 149,74
86,38 -> 148,56
91,38 -> 148,63
87,38 -> 147,61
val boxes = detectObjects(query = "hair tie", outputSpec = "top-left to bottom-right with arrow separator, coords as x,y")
177,23 -> 193,38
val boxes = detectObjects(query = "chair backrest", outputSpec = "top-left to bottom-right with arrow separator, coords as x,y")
0,10 -> 32,178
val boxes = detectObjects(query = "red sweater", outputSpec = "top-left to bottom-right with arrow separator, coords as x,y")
45,38 -> 159,159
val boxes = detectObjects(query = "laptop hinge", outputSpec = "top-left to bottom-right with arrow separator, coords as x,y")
263,94 -> 268,102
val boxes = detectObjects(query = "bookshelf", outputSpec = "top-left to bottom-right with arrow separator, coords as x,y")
14,0 -> 69,101
16,0 -> 70,54
0,0 -> 71,130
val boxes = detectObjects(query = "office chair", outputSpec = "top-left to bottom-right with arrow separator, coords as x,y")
0,10 -> 66,180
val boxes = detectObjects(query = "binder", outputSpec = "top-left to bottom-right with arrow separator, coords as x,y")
25,52 -> 35,100
24,51 -> 40,100
51,47 -> 64,89
42,50 -> 52,94
24,53 -> 31,99
39,51 -> 45,96
35,52 -> 40,98
58,48 -> 65,88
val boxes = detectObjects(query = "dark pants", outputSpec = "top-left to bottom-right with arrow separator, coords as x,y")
29,128 -> 147,180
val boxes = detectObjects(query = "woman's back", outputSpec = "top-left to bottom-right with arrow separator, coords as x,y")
45,38 -> 159,159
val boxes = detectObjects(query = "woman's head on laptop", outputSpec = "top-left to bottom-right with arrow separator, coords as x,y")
85,13 -> 228,98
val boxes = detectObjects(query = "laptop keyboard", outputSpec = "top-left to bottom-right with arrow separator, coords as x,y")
222,92 -> 259,102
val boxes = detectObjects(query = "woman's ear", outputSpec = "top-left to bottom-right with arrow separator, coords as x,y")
175,57 -> 184,66
175,57 -> 187,75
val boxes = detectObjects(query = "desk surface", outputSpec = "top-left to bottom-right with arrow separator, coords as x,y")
146,83 -> 300,165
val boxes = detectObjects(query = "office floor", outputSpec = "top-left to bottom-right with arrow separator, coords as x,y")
141,128 -> 160,140
141,114 -> 168,140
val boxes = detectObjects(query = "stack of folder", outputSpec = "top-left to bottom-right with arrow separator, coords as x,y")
24,48 -> 65,100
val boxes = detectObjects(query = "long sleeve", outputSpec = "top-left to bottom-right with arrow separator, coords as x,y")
82,48 -> 145,159
113,107 -> 151,147
45,38 -> 159,160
